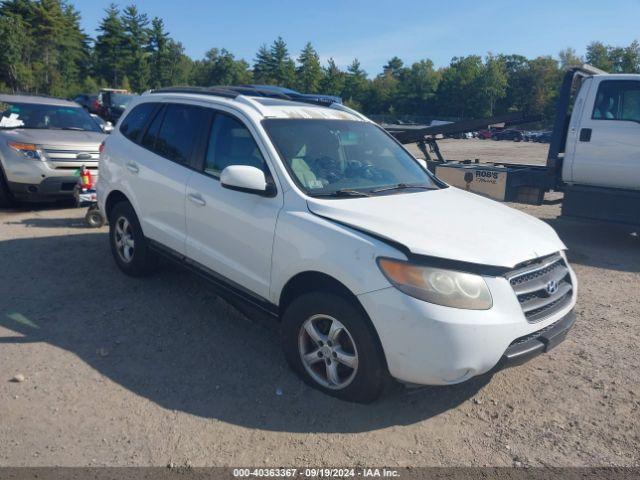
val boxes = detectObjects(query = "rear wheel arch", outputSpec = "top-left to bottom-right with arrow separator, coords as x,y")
105,190 -> 131,222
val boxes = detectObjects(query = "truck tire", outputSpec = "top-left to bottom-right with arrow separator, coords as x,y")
85,207 -> 105,228
281,291 -> 388,403
108,201 -> 155,277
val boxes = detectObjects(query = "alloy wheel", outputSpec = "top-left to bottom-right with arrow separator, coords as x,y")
298,314 -> 359,390
114,216 -> 135,263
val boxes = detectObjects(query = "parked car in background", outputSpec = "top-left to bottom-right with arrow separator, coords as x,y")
492,129 -> 523,141
446,131 -> 474,139
536,131 -> 553,143
90,113 -> 114,134
477,128 -> 502,139
73,93 -> 100,114
97,86 -> 577,403
98,89 -> 136,124
0,94 -> 106,206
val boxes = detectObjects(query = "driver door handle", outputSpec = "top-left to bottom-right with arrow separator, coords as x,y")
126,162 -> 139,173
187,192 -> 206,207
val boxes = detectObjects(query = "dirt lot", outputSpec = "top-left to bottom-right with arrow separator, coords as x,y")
1,140 -> 639,467
407,137 -> 549,165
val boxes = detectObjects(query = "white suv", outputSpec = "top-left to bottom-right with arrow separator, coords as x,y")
97,86 -> 577,403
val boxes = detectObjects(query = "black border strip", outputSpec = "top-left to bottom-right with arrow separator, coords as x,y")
148,239 -> 279,319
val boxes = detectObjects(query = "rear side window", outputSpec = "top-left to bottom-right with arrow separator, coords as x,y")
204,114 -> 266,176
148,104 -> 208,165
120,103 -> 157,141
141,107 -> 165,151
592,80 -> 640,122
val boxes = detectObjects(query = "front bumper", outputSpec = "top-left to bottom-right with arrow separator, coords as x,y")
497,309 -> 575,369
358,272 -> 577,385
8,176 -> 80,201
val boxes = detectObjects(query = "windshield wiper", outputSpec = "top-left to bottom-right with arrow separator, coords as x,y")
51,127 -> 86,131
370,183 -> 435,194
313,188 -> 371,198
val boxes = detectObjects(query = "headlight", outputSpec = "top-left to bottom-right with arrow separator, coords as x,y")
377,258 -> 493,310
8,141 -> 44,160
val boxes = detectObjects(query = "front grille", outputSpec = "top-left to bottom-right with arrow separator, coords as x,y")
43,147 -> 99,169
507,253 -> 573,323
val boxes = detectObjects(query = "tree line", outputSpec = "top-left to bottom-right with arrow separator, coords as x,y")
1,0 -> 639,121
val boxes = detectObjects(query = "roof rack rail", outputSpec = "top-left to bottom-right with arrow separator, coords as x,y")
149,85 -> 336,107
149,86 -> 239,99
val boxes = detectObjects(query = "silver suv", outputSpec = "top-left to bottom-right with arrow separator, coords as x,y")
0,94 -> 106,206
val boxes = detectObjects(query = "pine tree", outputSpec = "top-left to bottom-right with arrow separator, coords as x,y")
122,4 -> 150,92
94,4 -> 127,87
296,42 -> 322,93
148,17 -> 171,88
268,37 -> 296,87
0,15 -> 30,92
166,40 -> 193,85
191,48 -> 251,86
344,59 -> 368,108
383,57 -> 404,78
320,58 -> 345,97
253,44 -> 272,84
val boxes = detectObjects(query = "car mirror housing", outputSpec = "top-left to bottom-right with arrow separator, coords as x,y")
220,165 -> 274,196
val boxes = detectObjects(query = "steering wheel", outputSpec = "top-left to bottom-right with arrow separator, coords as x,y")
311,156 -> 343,183
345,160 -> 395,183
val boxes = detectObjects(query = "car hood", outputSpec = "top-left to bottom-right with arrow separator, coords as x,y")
306,187 -> 566,268
2,129 -> 105,148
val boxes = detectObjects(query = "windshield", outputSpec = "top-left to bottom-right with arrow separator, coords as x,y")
0,101 -> 102,132
263,119 -> 438,196
109,93 -> 135,109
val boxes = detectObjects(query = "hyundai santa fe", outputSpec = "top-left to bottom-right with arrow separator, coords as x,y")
97,86 -> 577,403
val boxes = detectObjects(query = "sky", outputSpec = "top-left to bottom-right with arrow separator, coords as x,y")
75,0 -> 640,75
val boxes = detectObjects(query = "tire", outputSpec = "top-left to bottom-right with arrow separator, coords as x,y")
85,207 -> 105,228
281,292 -> 388,403
0,166 -> 16,208
108,201 -> 155,277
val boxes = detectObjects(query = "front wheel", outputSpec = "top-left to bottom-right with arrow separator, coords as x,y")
281,292 -> 388,403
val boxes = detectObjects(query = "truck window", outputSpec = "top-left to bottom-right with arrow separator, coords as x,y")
592,80 -> 640,123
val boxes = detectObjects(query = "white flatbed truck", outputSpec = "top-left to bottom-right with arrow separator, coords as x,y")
390,65 -> 640,226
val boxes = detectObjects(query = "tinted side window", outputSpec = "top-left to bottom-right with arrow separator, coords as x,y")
592,80 -> 640,122
120,103 -> 157,141
204,114 -> 265,176
153,104 -> 209,165
141,106 -> 165,151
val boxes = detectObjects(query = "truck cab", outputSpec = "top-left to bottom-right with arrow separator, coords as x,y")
558,68 -> 640,225
402,65 -> 640,228
563,73 -> 640,191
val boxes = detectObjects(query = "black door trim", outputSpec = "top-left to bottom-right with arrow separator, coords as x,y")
147,239 -> 280,319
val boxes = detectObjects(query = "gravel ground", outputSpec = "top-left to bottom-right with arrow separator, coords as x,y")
1,140 -> 639,467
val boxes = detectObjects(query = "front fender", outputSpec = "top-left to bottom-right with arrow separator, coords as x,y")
270,209 -> 404,305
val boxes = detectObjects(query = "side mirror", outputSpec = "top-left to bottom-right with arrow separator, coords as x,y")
103,121 -> 114,134
220,165 -> 275,196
